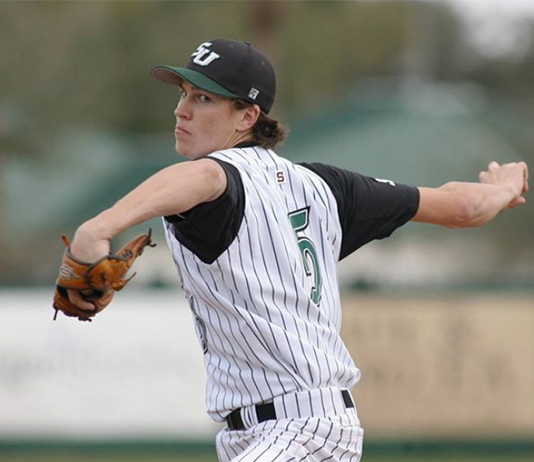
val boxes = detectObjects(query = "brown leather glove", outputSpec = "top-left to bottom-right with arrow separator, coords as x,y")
53,230 -> 156,322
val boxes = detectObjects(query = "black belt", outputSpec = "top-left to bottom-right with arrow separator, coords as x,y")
226,389 -> 355,431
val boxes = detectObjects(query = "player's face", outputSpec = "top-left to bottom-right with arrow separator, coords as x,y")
174,81 -> 249,159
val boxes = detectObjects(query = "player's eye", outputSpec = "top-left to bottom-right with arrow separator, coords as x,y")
179,90 -> 187,100
198,94 -> 212,103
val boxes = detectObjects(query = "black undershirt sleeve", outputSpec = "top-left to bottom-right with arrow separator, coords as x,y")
164,159 -> 245,264
299,162 -> 420,260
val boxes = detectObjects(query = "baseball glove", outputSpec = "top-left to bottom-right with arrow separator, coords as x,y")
53,229 -> 156,322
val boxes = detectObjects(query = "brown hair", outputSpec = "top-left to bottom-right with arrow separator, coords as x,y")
233,99 -> 288,150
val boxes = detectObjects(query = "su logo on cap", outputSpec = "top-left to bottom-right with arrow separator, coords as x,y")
191,42 -> 220,66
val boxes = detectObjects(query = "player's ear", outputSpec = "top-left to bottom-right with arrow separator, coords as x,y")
236,104 -> 261,132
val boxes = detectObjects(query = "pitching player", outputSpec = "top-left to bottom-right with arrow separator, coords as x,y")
64,39 -> 528,461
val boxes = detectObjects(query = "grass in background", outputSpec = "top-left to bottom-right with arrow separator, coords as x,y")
2,440 -> 534,462
2,453 -> 534,462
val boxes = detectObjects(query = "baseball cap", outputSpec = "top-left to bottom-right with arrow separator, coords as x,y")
151,39 -> 276,114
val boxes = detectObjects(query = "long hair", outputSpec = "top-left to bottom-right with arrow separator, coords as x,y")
233,99 -> 288,150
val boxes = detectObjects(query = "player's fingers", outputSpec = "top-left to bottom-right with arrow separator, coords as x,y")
520,162 -> 529,193
509,196 -> 526,208
68,290 -> 96,311
479,161 -> 500,182
479,170 -> 490,183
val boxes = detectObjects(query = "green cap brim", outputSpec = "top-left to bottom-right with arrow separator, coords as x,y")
151,65 -> 239,99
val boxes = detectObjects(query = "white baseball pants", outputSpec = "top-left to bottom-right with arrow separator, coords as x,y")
216,388 -> 364,462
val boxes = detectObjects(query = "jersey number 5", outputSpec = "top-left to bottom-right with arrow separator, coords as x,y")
288,207 -> 323,305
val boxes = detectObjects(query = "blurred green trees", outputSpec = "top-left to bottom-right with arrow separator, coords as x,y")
1,0 -> 533,286
2,1 -> 533,148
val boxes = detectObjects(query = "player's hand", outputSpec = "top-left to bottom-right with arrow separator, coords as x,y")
67,223 -> 111,312
70,222 -> 111,262
479,161 -> 529,208
53,227 -> 154,321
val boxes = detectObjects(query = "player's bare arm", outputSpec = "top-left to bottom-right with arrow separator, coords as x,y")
71,158 -> 227,261
60,159 -> 226,310
62,159 -> 227,312
412,161 -> 528,228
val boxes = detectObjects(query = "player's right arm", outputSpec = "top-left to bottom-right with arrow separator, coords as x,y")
412,161 -> 528,228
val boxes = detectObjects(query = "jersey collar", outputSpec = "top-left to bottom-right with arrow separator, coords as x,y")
233,141 -> 258,149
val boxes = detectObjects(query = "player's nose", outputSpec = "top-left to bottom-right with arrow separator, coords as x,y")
174,98 -> 191,120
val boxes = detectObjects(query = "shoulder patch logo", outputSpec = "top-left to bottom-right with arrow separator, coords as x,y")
276,170 -> 286,184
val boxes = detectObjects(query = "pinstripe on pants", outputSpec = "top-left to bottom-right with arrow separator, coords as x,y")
216,412 -> 363,462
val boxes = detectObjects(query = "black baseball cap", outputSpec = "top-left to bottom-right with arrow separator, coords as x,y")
151,39 -> 276,114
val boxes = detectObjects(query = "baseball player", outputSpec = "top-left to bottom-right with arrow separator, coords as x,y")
61,39 -> 528,462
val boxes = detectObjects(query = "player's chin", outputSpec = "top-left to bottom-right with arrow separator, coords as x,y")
175,140 -> 192,159
176,142 -> 210,160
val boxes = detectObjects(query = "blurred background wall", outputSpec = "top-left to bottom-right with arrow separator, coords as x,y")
1,1 -> 533,461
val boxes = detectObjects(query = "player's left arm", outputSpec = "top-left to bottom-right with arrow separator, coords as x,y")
64,159 -> 227,311
412,161 -> 528,228
71,159 -> 227,258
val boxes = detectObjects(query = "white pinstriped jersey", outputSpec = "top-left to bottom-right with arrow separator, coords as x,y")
163,146 -> 361,421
